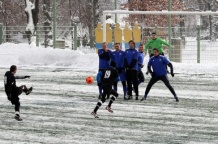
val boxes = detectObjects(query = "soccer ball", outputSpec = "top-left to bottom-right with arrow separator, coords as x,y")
86,76 -> 94,84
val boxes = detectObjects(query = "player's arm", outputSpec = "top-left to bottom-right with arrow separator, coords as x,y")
144,40 -> 151,52
124,51 -> 129,68
5,76 -> 13,99
129,59 -> 137,69
147,59 -> 153,75
96,71 -> 103,84
167,62 -> 174,77
138,57 -> 144,68
147,65 -> 152,74
98,49 -> 106,59
161,39 -> 170,47
15,76 -> 30,79
98,49 -> 111,60
105,50 -> 112,60
129,51 -> 139,69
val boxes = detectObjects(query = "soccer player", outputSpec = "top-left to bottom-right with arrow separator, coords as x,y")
141,49 -> 179,102
111,43 -> 127,100
145,32 -> 170,74
97,42 -> 112,99
4,65 -> 33,121
144,32 -> 170,57
91,66 -> 119,118
137,44 -> 145,86
124,40 -> 139,100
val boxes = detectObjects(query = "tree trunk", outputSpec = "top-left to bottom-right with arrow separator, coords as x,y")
33,0 -> 39,34
24,0 -> 39,45
89,0 -> 99,48
43,0 -> 52,48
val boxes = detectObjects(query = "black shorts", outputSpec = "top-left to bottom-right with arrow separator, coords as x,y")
11,86 -> 23,105
102,84 -> 112,95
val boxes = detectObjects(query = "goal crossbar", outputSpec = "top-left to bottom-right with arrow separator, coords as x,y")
102,10 -> 218,41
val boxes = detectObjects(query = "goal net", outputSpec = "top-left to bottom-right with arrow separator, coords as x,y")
102,10 -> 218,64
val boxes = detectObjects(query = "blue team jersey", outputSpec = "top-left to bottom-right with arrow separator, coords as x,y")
98,49 -> 112,69
138,52 -> 145,71
125,48 -> 139,70
148,55 -> 170,76
111,50 -> 125,68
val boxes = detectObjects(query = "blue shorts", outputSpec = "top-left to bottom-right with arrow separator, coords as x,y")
119,70 -> 126,82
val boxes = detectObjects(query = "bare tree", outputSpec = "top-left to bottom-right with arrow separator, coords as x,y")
24,0 -> 39,44
43,0 -> 52,47
121,0 -> 185,27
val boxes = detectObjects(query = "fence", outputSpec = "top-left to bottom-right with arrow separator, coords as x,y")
0,25 -> 81,49
0,23 -> 218,63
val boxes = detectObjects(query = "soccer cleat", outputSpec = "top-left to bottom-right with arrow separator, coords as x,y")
140,96 -> 146,101
98,94 -> 102,99
124,96 -> 128,100
175,97 -> 179,102
15,114 -> 22,121
26,87 -> 33,95
106,106 -> 113,113
127,95 -> 133,100
91,111 -> 99,118
135,96 -> 139,100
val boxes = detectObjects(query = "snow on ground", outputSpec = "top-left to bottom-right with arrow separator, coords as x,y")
0,43 -> 217,143
0,43 -> 98,71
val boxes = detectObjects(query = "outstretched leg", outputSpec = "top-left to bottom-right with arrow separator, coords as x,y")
19,85 -> 32,95
141,76 -> 159,101
161,76 -> 179,101
107,90 -> 119,108
93,90 -> 107,113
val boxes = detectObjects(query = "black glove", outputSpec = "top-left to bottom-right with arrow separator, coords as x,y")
7,94 -> 11,101
138,63 -> 144,68
24,76 -> 30,79
171,72 -> 174,77
150,72 -> 154,77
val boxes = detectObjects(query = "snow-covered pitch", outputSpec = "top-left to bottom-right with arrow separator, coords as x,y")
0,43 -> 217,143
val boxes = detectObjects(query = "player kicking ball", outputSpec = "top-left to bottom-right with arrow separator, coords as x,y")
4,65 -> 33,121
91,63 -> 119,118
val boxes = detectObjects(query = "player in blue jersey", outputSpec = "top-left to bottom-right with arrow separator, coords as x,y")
141,48 -> 179,102
97,42 -> 112,99
111,43 -> 127,100
124,40 -> 140,100
137,44 -> 145,86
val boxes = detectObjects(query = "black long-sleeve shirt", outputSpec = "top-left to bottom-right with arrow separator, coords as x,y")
4,71 -> 26,95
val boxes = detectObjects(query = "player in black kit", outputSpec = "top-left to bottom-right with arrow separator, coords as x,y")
4,65 -> 33,121
91,64 -> 119,118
